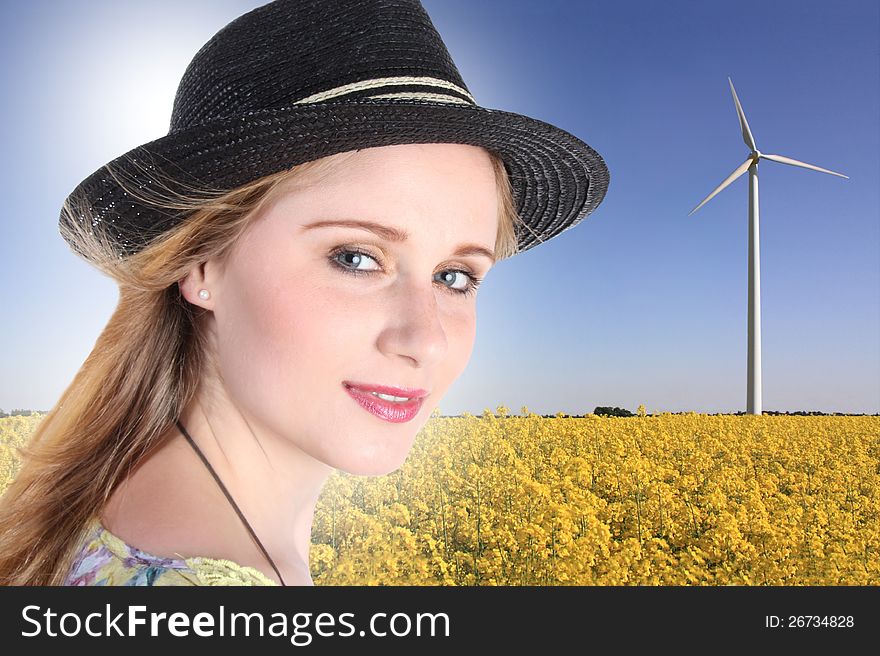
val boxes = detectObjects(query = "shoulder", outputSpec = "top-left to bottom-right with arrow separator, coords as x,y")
100,433 -> 271,573
64,518 -> 277,586
186,557 -> 280,586
64,518 -> 201,586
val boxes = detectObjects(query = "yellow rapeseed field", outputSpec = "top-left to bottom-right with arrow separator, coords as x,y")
310,409 -> 879,585
2,410 -> 878,585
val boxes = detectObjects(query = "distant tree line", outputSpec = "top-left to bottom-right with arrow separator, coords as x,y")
556,408 -> 879,418
577,408 -> 877,418
0,409 -> 48,418
511,407 -> 878,418
2,407 -> 877,420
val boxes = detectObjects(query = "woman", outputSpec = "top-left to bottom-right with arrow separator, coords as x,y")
0,0 -> 609,586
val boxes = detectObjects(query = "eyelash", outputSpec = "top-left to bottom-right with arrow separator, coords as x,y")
328,246 -> 484,297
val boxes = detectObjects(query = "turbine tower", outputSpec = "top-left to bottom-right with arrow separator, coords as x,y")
689,78 -> 848,415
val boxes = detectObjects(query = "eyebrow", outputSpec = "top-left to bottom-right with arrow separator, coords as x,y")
300,218 -> 496,264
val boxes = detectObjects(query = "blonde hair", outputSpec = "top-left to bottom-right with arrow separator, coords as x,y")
0,146 -> 523,585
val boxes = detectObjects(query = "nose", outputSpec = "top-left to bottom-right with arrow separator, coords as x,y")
376,276 -> 448,368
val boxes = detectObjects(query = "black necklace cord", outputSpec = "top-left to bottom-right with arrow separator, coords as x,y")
176,419 -> 287,586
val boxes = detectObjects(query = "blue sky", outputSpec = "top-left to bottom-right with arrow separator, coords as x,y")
1,0 -> 877,415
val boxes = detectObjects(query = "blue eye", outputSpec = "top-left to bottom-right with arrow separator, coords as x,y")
435,270 -> 475,294
329,247 -> 483,297
334,250 -> 380,272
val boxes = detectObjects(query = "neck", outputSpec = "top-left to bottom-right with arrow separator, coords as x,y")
174,391 -> 334,582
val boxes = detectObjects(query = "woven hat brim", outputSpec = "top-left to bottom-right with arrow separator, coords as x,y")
61,98 -> 609,259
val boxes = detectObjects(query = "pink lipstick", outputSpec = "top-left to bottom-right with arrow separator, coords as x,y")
343,382 -> 428,423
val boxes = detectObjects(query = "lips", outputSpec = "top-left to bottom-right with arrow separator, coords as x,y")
342,381 -> 429,399
343,381 -> 428,423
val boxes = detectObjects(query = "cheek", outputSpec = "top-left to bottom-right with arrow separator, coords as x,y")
230,282 -> 340,375
451,311 -> 477,363
212,274 -> 314,414
431,304 -> 477,392
217,272 -> 383,401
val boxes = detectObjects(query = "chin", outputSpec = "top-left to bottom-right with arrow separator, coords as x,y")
335,444 -> 413,478
329,413 -> 426,476
342,462 -> 404,478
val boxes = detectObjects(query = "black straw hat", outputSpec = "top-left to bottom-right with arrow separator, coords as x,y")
60,0 -> 610,260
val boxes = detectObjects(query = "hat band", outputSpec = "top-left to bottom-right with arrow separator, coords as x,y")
293,75 -> 476,105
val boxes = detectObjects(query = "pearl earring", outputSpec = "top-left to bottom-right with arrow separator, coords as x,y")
198,289 -> 211,300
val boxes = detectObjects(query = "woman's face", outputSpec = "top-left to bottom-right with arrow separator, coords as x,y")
196,143 -> 499,476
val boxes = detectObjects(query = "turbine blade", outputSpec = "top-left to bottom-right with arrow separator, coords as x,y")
728,77 -> 757,151
689,156 -> 754,216
761,153 -> 849,179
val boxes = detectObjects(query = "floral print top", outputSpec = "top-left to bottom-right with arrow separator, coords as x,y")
63,517 -> 278,586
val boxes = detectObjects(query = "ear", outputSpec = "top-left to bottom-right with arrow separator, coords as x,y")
178,262 -> 212,308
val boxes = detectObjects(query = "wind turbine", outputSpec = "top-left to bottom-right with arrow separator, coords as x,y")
689,77 -> 848,415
